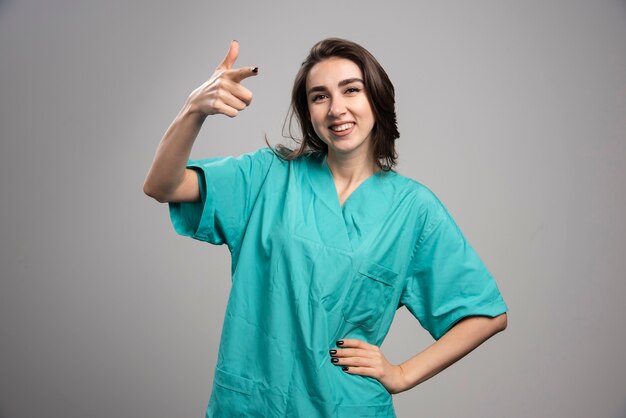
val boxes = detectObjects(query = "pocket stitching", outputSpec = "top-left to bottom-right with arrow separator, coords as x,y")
214,368 -> 254,396
358,262 -> 398,285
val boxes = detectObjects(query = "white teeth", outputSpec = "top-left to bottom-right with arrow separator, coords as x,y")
330,123 -> 354,132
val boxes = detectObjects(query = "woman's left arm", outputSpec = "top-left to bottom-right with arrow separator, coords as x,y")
331,313 -> 507,394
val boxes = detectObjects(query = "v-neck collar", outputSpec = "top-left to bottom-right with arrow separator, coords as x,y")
322,155 -> 383,209
304,153 -> 397,251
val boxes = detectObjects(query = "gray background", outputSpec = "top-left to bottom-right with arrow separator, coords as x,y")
1,0 -> 625,417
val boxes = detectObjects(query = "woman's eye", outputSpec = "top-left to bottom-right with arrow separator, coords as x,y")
345,87 -> 361,94
312,94 -> 328,102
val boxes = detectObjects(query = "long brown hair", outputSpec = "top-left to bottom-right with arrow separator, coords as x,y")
271,38 -> 400,170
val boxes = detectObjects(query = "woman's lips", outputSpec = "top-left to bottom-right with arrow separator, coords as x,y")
329,122 -> 355,137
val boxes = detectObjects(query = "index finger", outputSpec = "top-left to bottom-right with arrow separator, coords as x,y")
226,66 -> 259,83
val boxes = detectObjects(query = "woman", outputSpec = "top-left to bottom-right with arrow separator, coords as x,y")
144,38 -> 508,418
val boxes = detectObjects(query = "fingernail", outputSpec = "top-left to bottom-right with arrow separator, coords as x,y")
331,357 -> 339,364
336,340 -> 344,346
329,349 -> 337,355
252,67 -> 259,73
233,39 -> 239,43
342,366 -> 349,372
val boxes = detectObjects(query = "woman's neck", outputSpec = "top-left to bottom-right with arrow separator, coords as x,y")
328,152 -> 377,180
326,150 -> 379,205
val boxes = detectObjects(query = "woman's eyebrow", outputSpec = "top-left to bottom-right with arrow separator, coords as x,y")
307,85 -> 327,95
338,77 -> 364,87
307,78 -> 365,95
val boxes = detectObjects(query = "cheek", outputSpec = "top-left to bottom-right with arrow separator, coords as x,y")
310,124 -> 328,143
307,110 -> 324,139
359,100 -> 375,119
309,107 -> 327,129
361,105 -> 376,127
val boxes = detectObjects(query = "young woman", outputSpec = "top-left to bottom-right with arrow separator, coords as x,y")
144,38 -> 508,418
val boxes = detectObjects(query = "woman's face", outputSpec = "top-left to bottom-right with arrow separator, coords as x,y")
306,58 -> 375,160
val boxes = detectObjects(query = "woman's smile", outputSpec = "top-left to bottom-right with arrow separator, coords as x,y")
329,122 -> 355,136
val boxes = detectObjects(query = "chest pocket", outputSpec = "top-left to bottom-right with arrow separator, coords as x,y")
342,262 -> 398,333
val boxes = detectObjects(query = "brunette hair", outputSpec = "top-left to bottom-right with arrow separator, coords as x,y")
271,38 -> 399,170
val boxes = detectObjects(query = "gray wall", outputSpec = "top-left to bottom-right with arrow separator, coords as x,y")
1,0 -> 625,417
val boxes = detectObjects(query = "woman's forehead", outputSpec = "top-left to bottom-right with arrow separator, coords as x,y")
306,58 -> 363,90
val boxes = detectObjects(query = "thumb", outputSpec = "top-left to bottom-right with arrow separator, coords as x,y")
217,40 -> 239,70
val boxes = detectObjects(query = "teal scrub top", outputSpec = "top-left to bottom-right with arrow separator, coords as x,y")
169,148 -> 508,418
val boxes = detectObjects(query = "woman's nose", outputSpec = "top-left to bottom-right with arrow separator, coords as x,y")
328,97 -> 347,117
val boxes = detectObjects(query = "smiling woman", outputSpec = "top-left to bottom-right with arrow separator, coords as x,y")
143,38 -> 508,418
306,58 -> 376,169
277,38 -> 400,172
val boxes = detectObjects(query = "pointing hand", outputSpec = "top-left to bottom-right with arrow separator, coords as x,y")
188,40 -> 258,118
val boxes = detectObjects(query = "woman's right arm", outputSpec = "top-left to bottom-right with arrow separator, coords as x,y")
143,40 -> 257,203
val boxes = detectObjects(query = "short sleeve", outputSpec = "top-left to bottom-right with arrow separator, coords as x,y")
168,148 -> 276,248
400,196 -> 508,340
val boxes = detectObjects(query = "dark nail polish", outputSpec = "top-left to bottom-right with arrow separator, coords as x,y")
336,340 -> 344,346
342,366 -> 349,372
252,67 -> 259,73
331,357 -> 339,363
329,349 -> 337,355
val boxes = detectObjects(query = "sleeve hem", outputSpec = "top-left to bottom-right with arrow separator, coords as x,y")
431,299 -> 509,340
192,164 -> 217,241
167,162 -> 219,243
